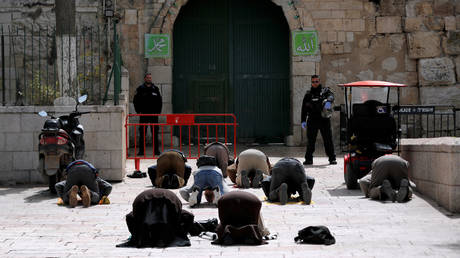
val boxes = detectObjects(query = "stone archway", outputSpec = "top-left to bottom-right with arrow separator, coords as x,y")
149,0 -> 319,145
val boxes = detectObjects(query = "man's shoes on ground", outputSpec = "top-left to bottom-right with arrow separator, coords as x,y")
127,170 -> 147,178
329,159 -> 337,165
189,186 -> 200,207
396,178 -> 410,203
212,187 -> 221,205
278,183 -> 288,205
179,187 -> 190,201
381,179 -> 396,202
240,170 -> 250,189
80,185 -> 91,207
300,182 -> 312,205
69,185 -> 79,208
303,160 -> 313,165
252,170 -> 263,188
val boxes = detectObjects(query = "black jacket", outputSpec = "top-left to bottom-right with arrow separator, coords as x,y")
301,84 -> 334,121
133,83 -> 162,114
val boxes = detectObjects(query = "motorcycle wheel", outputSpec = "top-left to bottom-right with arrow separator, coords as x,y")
48,174 -> 57,194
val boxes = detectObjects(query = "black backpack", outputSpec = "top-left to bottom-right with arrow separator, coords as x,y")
294,226 -> 335,245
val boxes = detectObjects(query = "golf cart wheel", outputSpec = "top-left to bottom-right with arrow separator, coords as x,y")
345,163 -> 359,189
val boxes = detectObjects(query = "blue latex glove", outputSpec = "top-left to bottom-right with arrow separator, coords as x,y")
301,122 -> 307,129
324,102 -> 332,110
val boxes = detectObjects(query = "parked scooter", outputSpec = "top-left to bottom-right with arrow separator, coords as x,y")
38,95 -> 89,193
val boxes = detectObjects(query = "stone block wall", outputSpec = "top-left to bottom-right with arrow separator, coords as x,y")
0,104 -> 126,185
0,0 -> 459,147
401,137 -> 460,213
114,0 -> 460,147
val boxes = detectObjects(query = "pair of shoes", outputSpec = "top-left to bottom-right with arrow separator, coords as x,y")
303,160 -> 313,165
80,185 -> 91,207
396,179 -> 410,203
240,170 -> 250,189
189,185 -> 200,207
127,171 -> 147,178
154,150 -> 161,156
252,170 -> 263,188
69,185 -> 79,208
179,188 -> 190,201
329,160 -> 337,165
278,183 -> 288,205
212,188 -> 221,205
381,179 -> 396,202
300,182 -> 312,205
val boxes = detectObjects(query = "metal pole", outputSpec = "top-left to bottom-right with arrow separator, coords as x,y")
113,20 -> 120,105
38,28 -> 41,104
23,25 -> 26,103
90,27 -> 94,102
83,27 -> 86,93
31,27 -> 34,104
46,26 -> 49,103
397,87 -> 400,155
98,25 -> 102,103
1,25 -> 5,106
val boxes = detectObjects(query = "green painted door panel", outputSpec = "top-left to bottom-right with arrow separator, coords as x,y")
173,0 -> 289,143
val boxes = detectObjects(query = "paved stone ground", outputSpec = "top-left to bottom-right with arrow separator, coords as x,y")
1,146 -> 459,257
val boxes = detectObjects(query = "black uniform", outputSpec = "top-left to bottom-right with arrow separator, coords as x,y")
301,84 -> 335,163
133,83 -> 163,154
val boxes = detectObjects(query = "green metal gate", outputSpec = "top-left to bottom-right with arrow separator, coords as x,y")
173,0 -> 290,142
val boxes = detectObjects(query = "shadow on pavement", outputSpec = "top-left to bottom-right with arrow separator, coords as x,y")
24,189 -> 56,203
327,184 -> 363,197
304,164 -> 330,169
433,242 -> 460,250
0,187 -> 29,196
413,191 -> 460,219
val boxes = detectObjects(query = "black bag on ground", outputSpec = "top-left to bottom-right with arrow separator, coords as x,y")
294,226 -> 335,245
188,218 -> 218,236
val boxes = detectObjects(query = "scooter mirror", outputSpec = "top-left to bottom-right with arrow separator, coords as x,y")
38,110 -> 48,117
78,95 -> 88,103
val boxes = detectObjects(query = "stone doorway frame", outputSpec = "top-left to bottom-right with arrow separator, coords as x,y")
148,0 -> 320,146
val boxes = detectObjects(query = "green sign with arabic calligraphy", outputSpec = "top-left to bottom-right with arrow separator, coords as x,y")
145,34 -> 170,58
292,31 -> 318,56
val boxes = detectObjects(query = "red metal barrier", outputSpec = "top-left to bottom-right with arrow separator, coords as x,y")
125,114 -> 237,172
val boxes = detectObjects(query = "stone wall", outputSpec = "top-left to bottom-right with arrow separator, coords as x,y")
401,137 -> 460,213
115,0 -> 459,146
0,104 -> 126,184
1,0 -> 459,146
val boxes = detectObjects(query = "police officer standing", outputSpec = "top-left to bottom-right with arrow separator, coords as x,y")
133,73 -> 162,156
301,75 -> 336,165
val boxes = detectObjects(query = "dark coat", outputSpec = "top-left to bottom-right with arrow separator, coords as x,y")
123,189 -> 194,248
133,83 -> 162,114
204,142 -> 230,178
212,191 -> 266,245
147,150 -> 191,188
301,84 -> 334,121
263,157 -> 315,198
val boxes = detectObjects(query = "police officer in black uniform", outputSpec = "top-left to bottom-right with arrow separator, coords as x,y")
301,75 -> 336,165
133,73 -> 162,156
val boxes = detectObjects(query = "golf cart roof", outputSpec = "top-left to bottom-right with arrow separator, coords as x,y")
338,80 -> 407,87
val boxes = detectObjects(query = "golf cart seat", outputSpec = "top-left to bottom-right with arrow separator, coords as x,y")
349,100 -> 397,156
